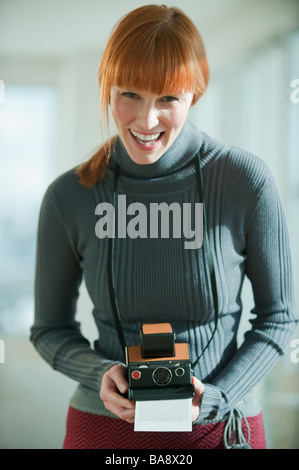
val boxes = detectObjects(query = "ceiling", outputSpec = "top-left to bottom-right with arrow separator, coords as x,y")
0,0 -> 298,66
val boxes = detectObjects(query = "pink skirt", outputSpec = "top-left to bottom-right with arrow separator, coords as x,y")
63,406 -> 266,449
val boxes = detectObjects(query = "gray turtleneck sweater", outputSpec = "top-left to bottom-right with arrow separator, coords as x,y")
31,121 -> 298,423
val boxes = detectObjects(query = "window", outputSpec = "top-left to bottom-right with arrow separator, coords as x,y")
190,29 -> 299,450
0,84 -> 59,335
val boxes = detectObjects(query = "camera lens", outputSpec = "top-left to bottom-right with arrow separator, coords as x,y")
152,367 -> 172,386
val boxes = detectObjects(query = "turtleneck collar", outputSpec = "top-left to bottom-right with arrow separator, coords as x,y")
110,120 -> 203,179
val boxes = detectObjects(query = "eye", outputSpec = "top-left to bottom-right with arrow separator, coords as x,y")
121,92 -> 139,100
161,95 -> 179,102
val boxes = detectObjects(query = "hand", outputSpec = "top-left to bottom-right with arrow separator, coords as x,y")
191,376 -> 205,422
100,364 -> 135,423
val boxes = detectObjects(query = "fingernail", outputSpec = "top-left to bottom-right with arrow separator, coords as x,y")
120,384 -> 127,394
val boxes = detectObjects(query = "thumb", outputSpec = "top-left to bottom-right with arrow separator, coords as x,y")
110,364 -> 129,394
191,376 -> 204,422
192,376 -> 205,396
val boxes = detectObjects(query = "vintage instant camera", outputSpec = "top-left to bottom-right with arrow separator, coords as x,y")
125,323 -> 195,401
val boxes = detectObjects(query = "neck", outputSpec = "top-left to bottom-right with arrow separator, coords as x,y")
111,121 -> 203,179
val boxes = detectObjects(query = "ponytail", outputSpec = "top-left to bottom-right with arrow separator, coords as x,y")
75,136 -> 117,187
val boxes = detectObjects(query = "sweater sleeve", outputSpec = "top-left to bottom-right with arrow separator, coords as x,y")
30,185 -> 120,392
197,171 -> 298,422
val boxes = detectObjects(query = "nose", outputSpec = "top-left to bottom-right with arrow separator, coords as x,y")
137,101 -> 159,130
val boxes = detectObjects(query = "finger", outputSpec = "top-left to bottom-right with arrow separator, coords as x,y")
109,392 -> 135,409
100,382 -> 134,409
118,381 -> 129,395
191,377 -> 204,422
192,376 -> 205,395
109,365 -> 129,395
192,376 -> 204,409
100,376 -> 134,410
103,401 -> 136,423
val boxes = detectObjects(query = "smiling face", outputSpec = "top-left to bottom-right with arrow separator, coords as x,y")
110,87 -> 194,165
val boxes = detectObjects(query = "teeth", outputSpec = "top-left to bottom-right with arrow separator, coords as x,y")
130,129 -> 161,143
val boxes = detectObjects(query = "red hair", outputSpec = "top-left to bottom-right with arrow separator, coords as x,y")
76,4 -> 209,187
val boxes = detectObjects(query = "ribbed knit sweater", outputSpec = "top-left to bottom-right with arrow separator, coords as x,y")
31,121 -> 298,423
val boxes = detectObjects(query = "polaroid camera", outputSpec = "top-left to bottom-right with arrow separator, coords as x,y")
126,323 -> 195,401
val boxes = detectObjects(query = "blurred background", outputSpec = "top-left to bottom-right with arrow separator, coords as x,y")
0,0 -> 299,449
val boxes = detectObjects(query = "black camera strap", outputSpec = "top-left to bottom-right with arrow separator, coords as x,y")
107,162 -> 127,356
107,152 -> 218,369
192,155 -> 218,369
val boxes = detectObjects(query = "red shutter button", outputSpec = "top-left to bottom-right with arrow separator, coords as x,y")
131,370 -> 141,380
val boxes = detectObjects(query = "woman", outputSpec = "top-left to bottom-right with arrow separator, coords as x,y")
31,4 -> 298,449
